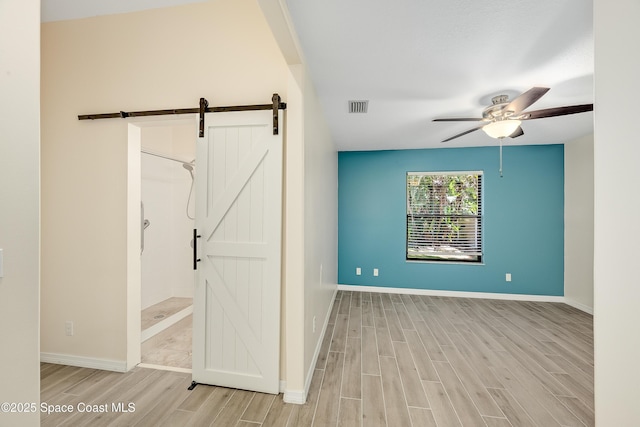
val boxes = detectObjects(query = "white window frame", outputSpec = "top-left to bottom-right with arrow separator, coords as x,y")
406,171 -> 483,263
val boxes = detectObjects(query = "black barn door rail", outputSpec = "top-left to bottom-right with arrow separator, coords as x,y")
78,94 -> 286,136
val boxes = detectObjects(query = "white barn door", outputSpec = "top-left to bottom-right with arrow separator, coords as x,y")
192,110 -> 282,394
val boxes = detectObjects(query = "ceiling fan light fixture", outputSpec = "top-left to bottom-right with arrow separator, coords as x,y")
482,119 -> 522,139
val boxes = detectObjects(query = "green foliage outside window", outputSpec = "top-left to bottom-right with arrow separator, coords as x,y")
407,173 -> 482,262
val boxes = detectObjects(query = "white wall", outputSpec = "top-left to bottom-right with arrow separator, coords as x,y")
302,67 -> 338,388
0,0 -> 40,425
283,65 -> 306,395
594,0 -> 640,424
257,1 -> 339,401
564,134 -> 594,312
141,125 -> 195,309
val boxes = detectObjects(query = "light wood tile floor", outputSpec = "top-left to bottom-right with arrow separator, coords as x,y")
41,290 -> 594,426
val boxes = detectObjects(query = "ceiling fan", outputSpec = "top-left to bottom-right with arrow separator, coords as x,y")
433,87 -> 593,142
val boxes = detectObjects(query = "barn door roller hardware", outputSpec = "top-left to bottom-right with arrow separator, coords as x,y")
198,97 -> 208,137
78,94 -> 287,136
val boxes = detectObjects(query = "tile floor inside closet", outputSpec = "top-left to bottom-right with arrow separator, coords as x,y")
141,297 -> 193,370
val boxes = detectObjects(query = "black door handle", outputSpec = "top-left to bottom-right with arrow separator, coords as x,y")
193,229 -> 201,270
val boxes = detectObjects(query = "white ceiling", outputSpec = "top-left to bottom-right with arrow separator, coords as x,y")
40,0 -> 207,22
41,0 -> 594,151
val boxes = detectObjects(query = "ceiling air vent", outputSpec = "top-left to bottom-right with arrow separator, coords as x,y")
348,100 -> 369,113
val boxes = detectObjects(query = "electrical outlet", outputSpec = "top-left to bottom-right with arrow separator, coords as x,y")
65,321 -> 74,336
312,316 -> 317,333
373,268 -> 379,277
356,267 -> 361,276
506,273 -> 512,282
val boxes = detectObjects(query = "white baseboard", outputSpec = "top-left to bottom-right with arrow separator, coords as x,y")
283,286 -> 339,405
41,352 -> 128,372
337,284 -> 594,315
306,286 -> 338,387
337,284 -> 565,303
281,380 -> 309,404
563,298 -> 594,315
283,388 -> 306,404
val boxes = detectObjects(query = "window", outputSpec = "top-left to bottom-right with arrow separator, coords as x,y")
406,171 -> 483,262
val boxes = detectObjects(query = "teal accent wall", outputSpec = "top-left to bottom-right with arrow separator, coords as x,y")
338,145 -> 564,296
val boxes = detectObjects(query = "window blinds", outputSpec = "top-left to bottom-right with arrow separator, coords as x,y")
406,172 -> 482,262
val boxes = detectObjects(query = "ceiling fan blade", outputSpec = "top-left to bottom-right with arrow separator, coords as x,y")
433,117 -> 484,122
520,104 -> 593,120
441,125 -> 484,142
510,126 -> 524,138
504,87 -> 550,115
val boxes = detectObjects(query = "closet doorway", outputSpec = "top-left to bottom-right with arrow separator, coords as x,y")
135,118 -> 196,371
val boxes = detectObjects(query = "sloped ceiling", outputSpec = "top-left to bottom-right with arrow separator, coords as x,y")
42,0 -> 594,151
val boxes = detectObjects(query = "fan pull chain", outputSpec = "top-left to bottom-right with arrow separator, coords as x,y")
499,138 -> 503,177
